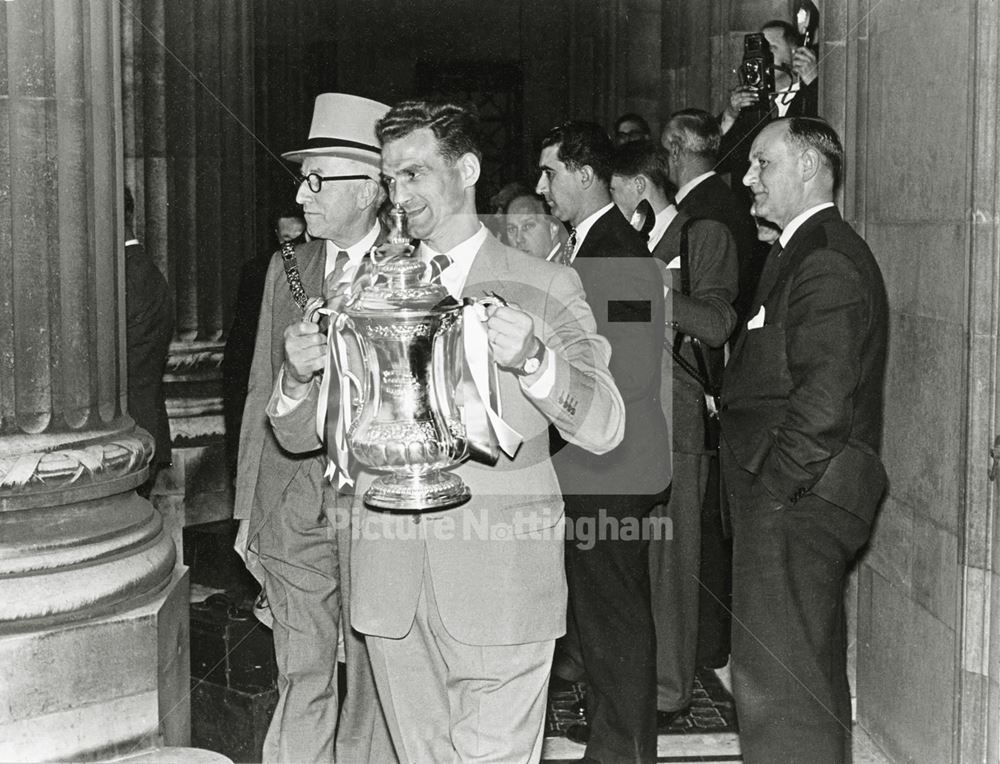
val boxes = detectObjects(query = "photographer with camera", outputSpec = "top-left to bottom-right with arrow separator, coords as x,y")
717,20 -> 819,197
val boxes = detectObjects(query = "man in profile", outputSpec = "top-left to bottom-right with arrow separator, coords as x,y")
722,117 -> 887,763
234,92 -> 395,763
537,120 -> 669,763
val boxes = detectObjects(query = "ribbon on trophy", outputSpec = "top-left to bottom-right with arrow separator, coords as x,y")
316,313 -> 359,491
460,300 -> 522,462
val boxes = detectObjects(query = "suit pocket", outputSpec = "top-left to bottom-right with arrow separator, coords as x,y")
733,325 -> 792,397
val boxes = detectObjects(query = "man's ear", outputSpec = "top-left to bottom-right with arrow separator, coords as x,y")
800,147 -> 821,183
458,152 -> 481,189
357,176 -> 382,210
634,174 -> 648,196
578,164 -> 596,189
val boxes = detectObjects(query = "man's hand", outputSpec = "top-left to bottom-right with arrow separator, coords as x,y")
721,84 -> 761,134
281,319 -> 326,399
792,46 -> 818,85
483,302 -> 535,369
725,85 -> 761,119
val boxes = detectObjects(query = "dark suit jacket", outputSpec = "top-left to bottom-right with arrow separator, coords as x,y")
125,242 -> 173,467
720,207 -> 888,523
652,211 -> 738,454
552,206 -> 670,496
676,173 -> 759,326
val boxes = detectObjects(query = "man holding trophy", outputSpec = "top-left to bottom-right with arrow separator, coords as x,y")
270,99 -> 627,762
234,92 -> 396,763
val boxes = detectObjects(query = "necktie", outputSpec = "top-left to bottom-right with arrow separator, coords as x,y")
323,250 -> 351,299
561,227 -> 577,265
750,240 -> 783,310
427,253 -> 452,283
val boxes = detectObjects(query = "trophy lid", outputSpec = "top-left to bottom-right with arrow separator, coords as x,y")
350,254 -> 456,313
347,203 -> 459,314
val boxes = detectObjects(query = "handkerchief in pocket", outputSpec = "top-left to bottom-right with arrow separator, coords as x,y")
747,305 -> 766,330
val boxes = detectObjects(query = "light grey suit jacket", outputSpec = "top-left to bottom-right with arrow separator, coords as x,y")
269,233 -> 625,645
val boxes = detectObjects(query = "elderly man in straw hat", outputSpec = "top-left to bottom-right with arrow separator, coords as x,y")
234,93 -> 396,763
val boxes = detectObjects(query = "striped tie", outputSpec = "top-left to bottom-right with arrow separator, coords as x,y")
561,227 -> 577,265
427,253 -> 452,283
323,250 -> 351,299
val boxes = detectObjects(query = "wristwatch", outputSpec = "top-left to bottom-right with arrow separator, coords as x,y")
512,337 -> 546,377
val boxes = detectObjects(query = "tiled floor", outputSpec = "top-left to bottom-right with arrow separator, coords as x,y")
542,663 -> 895,763
543,723 -> 892,763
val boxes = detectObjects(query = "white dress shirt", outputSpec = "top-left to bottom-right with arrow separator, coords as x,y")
778,202 -> 836,248
569,202 -> 616,263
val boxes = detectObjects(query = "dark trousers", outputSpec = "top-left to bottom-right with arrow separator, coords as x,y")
564,489 -> 667,764
721,440 -> 869,764
696,454 -> 732,668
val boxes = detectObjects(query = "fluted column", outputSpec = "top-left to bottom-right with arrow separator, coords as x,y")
0,1 -> 188,759
124,0 -> 256,542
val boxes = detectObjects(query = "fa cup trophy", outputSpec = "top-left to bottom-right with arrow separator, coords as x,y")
328,205 -> 474,510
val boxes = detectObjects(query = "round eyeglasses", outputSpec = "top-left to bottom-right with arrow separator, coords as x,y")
295,172 -> 372,193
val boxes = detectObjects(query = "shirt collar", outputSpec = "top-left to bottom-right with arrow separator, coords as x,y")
778,202 -> 836,248
325,222 -> 381,276
646,204 -> 678,252
674,171 -> 716,204
571,202 -> 615,261
420,223 -> 489,298
545,241 -> 562,263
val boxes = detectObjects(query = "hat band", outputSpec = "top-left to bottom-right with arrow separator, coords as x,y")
302,137 -> 380,154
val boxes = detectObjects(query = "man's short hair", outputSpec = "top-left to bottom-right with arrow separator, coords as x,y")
540,121 -> 615,185
613,112 -> 651,136
784,117 -> 844,190
610,142 -> 670,193
762,19 -> 799,45
375,100 -> 482,163
664,108 -> 721,160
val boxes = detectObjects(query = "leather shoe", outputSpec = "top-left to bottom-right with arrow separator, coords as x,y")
656,706 -> 689,731
564,723 -> 590,745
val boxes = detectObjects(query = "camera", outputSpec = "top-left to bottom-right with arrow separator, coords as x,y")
738,32 -> 775,115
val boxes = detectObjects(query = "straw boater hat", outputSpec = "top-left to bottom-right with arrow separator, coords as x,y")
281,93 -> 390,170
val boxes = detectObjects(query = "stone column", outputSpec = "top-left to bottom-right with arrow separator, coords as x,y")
0,1 -> 189,760
123,0 -> 257,551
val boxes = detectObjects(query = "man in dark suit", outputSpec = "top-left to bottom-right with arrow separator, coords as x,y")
663,109 -> 758,327
610,141 -> 738,729
123,186 -> 173,497
234,92 -> 395,763
720,117 -> 888,763
661,108 -> 755,671
537,121 -> 670,763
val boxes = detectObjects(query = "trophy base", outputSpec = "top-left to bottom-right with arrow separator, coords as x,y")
364,471 -> 471,511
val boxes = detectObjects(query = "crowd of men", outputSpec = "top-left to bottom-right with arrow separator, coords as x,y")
220,18 -> 888,764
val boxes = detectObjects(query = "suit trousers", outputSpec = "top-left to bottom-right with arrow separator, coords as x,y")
326,494 -> 398,763
722,440 -> 869,764
649,452 -> 707,712
564,491 -> 666,764
367,548 -> 553,764
257,472 -> 340,763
